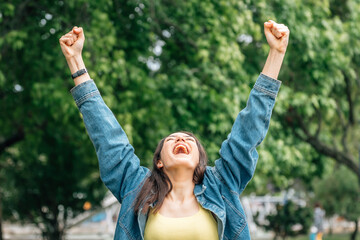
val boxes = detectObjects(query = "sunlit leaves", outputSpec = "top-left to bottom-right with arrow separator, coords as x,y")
314,167 -> 360,221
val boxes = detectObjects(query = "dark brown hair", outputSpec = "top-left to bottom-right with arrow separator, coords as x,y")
133,131 -> 208,214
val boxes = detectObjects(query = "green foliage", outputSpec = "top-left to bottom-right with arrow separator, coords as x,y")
245,0 -> 360,193
313,167 -> 360,222
255,201 -> 313,240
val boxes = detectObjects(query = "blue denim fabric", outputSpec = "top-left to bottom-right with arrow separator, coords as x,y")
70,73 -> 281,240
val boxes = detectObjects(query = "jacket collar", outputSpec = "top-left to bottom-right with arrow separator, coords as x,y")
194,183 -> 207,196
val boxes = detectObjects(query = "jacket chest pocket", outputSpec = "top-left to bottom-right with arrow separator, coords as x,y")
222,195 -> 247,240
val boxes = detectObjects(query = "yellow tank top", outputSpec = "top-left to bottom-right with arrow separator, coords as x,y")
144,204 -> 218,240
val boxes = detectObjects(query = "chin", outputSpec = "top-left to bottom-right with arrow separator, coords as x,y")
172,156 -> 198,168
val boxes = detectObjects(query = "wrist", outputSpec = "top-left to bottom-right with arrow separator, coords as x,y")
261,49 -> 286,80
269,48 -> 286,57
66,54 -> 83,62
66,55 -> 85,74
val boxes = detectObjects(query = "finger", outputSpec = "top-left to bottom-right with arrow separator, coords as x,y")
272,23 -> 288,31
272,24 -> 289,37
65,32 -> 78,40
73,26 -> 80,33
275,27 -> 288,34
264,21 -> 274,36
59,40 -> 70,47
268,20 -> 277,25
62,26 -> 79,39
64,29 -> 75,36
60,36 -> 73,46
73,27 -> 85,40
60,36 -> 71,42
68,33 -> 78,43
59,36 -> 69,44
59,38 -> 67,46
264,21 -> 273,28
271,28 -> 283,38
66,39 -> 73,46
275,27 -> 290,36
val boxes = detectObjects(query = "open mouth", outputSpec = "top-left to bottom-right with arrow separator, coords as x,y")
173,144 -> 189,155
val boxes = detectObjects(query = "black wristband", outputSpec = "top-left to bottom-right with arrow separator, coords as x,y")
71,68 -> 87,79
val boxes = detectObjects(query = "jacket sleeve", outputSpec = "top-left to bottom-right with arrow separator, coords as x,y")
70,80 -> 149,203
214,73 -> 281,194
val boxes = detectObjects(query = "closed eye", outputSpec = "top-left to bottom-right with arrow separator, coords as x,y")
166,135 -> 194,142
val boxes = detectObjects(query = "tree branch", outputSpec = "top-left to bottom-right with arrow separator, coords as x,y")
288,108 -> 359,179
344,72 -> 355,125
335,100 -> 350,152
0,128 -> 25,155
314,105 -> 322,138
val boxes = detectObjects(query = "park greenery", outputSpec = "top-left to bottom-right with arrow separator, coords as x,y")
314,167 -> 360,240
0,0 -> 359,239
255,200 -> 313,240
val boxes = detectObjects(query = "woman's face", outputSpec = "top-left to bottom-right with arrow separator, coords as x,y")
158,132 -> 200,171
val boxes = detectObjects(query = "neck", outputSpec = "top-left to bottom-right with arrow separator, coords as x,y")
164,168 -> 195,203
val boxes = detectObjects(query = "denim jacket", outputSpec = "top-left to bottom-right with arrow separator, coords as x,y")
70,73 -> 281,240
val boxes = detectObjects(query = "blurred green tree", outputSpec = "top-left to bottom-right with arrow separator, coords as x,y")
254,200 -> 313,240
314,167 -> 360,240
269,0 -> 360,185
242,0 -> 360,193
0,1 -> 109,239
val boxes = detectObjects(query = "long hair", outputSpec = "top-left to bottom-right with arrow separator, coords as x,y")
133,131 -> 208,215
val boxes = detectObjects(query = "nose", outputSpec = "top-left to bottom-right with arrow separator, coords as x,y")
175,136 -> 186,143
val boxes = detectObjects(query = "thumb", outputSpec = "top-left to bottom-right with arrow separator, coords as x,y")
73,27 -> 85,39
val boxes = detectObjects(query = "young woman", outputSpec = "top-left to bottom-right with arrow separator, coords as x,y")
59,20 -> 289,240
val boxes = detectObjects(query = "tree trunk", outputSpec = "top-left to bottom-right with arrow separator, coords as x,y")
41,217 -> 65,240
42,229 -> 64,240
273,232 -> 279,240
350,219 -> 358,240
329,218 -> 333,235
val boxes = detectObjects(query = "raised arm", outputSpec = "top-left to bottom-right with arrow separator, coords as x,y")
214,20 -> 289,193
59,27 -> 149,202
59,27 -> 91,86
262,20 -> 289,79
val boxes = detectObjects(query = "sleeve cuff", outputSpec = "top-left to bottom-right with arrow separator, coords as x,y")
253,73 -> 282,98
70,79 -> 100,107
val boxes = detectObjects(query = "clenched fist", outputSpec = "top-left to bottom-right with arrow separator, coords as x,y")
264,20 -> 290,54
59,26 -> 85,59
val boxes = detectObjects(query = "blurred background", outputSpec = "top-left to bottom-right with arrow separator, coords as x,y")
0,0 -> 359,239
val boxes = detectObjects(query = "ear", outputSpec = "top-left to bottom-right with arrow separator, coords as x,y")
157,160 -> 163,169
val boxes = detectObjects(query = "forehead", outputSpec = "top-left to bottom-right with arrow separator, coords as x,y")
167,132 -> 194,138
